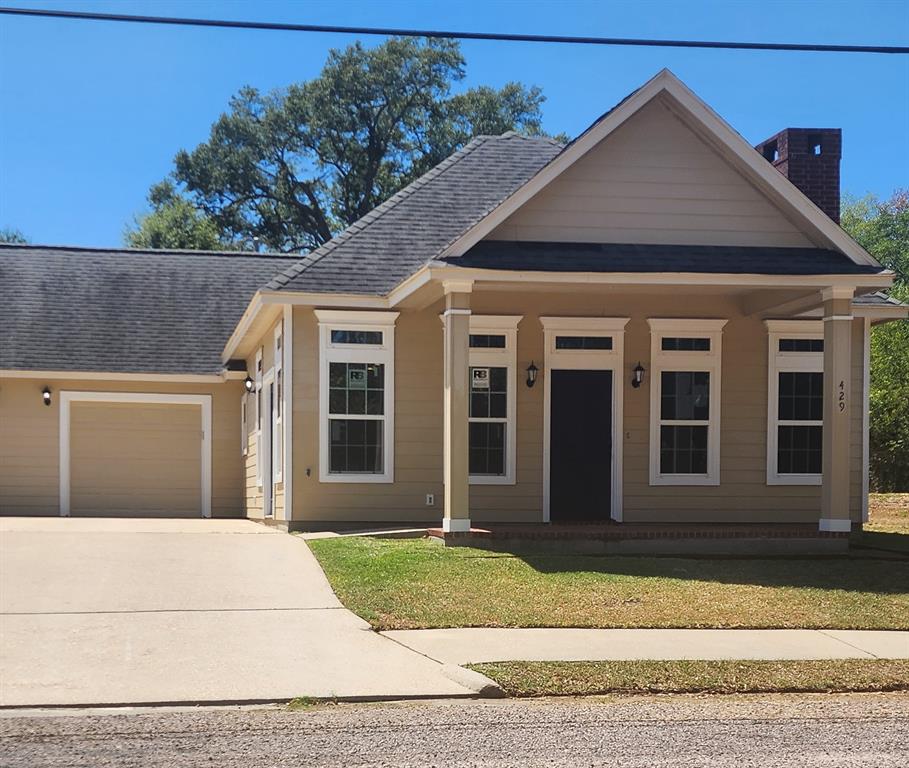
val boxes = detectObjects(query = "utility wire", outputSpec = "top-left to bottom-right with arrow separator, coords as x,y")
1,6 -> 907,54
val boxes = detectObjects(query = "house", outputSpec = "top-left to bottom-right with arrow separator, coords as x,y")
1,70 -> 906,537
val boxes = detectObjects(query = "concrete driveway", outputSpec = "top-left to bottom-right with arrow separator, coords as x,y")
0,518 -> 473,707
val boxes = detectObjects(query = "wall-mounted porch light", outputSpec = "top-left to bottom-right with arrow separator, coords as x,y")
526,361 -> 539,388
244,375 -> 254,393
631,362 -> 646,389
42,386 -> 52,406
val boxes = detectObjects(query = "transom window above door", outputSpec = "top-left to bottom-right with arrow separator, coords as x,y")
469,333 -> 506,349
330,329 -> 383,346
765,320 -> 824,485
316,310 -> 399,483
648,319 -> 727,486
467,316 -> 521,485
555,335 -> 614,350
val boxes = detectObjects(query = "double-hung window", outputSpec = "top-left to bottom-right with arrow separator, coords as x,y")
648,319 -> 726,486
765,321 -> 823,485
316,310 -> 398,483
468,316 -> 521,485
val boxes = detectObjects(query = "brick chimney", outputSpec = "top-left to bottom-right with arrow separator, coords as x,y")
756,128 -> 842,223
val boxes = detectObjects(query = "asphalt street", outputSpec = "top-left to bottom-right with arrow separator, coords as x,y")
2,693 -> 907,767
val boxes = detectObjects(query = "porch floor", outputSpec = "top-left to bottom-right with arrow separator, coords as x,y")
428,522 -> 849,542
427,522 -> 851,554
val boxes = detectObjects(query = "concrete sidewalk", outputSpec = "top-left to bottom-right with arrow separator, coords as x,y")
382,628 -> 909,665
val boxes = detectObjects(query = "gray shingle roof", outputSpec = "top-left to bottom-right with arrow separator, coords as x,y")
444,241 -> 887,275
0,245 -> 295,375
267,133 -> 563,295
853,291 -> 906,306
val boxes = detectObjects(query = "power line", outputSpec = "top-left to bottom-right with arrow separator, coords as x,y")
1,6 -> 907,54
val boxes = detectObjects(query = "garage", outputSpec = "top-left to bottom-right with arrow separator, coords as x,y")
62,392 -> 211,518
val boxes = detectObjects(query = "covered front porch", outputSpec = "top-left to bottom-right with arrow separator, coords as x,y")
413,263 -> 890,539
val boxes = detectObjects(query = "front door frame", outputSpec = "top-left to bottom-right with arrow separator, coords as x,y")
541,317 -> 629,523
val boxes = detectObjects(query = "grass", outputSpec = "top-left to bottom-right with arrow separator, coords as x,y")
308,533 -> 909,631
287,696 -> 320,711
853,493 -> 909,553
468,659 -> 909,697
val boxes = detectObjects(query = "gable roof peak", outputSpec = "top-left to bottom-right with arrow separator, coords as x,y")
440,69 -> 880,270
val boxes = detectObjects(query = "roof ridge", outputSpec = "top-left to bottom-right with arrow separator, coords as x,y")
0,243 -> 297,260
264,135 -> 496,290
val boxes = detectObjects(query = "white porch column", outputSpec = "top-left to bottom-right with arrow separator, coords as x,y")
820,287 -> 854,532
442,282 -> 472,532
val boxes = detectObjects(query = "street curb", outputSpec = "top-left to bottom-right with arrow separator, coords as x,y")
0,693 -> 480,714
441,664 -> 506,698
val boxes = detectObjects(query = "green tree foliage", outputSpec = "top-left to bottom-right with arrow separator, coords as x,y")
126,181 -> 227,251
127,37 -> 553,252
842,190 -> 909,490
0,227 -> 28,244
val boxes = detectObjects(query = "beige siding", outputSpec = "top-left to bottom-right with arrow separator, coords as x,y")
70,402 -> 201,517
487,97 -> 813,249
291,307 -> 444,522
0,378 -> 244,517
291,291 -> 865,525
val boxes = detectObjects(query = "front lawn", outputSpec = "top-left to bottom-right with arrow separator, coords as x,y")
469,659 -> 909,697
307,537 -> 909,631
854,493 -> 909,552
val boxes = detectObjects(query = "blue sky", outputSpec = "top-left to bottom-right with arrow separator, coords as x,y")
1,0 -> 907,247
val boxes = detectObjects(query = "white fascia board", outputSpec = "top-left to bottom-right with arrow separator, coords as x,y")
438,68 -> 879,268
222,298 -> 284,363
856,305 -> 909,323
222,291 -> 265,363
799,303 -> 908,323
0,370 -> 231,383
426,265 -> 893,290
260,291 -> 390,308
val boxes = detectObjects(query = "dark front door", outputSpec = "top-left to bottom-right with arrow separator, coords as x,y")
549,369 -> 612,522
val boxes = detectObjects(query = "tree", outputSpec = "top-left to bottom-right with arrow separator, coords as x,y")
127,37 -> 554,252
126,181 -> 227,251
0,227 -> 28,244
841,190 -> 909,491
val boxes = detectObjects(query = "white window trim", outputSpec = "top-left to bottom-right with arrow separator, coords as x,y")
273,322 -> 284,483
316,310 -> 399,483
765,320 -> 824,486
254,347 -> 263,488
240,393 -> 248,457
648,319 -> 727,486
468,315 -> 522,485
282,305 -> 294,523
58,391 -> 212,518
541,316 -> 629,522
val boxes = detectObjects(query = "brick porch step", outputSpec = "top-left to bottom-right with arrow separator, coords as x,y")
427,522 -> 849,542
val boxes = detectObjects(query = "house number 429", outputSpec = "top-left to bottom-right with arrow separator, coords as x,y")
838,380 -> 847,414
